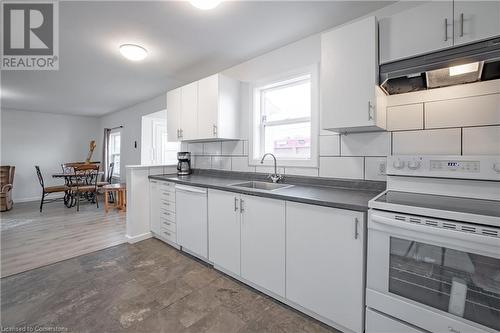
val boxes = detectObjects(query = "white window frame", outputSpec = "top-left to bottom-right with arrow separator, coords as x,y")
249,64 -> 319,168
109,130 -> 121,177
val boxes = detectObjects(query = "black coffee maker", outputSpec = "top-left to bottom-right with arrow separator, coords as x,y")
177,152 -> 192,176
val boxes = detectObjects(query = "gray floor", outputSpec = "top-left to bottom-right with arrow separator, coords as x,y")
1,239 -> 339,333
1,199 -> 125,277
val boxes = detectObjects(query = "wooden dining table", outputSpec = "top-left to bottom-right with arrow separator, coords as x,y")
52,171 -> 104,208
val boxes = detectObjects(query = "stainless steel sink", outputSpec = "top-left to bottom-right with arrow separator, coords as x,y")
229,181 -> 293,191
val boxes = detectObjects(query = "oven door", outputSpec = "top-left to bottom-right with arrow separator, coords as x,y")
367,209 -> 500,333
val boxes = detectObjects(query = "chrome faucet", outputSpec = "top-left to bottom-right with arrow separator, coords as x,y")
260,153 -> 283,183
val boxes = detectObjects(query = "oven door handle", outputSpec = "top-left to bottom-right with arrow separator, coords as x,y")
370,213 -> 500,248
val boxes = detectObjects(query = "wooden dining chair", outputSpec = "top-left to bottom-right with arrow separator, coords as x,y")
71,164 -> 99,211
35,166 -> 69,212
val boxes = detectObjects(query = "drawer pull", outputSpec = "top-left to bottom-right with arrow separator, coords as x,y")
164,231 -> 171,236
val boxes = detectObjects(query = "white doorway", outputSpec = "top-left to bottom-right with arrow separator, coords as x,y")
141,110 -> 179,165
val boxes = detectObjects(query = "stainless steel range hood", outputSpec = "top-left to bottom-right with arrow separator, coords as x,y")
380,36 -> 500,95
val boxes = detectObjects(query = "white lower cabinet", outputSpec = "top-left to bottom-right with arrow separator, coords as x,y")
208,189 -> 241,276
286,202 -> 365,333
241,194 -> 286,297
150,180 -> 178,245
149,180 -> 161,235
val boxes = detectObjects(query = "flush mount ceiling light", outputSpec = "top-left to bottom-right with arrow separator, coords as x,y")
449,62 -> 480,76
190,0 -> 221,10
119,44 -> 148,61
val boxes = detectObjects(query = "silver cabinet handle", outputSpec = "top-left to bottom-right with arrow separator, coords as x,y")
444,18 -> 448,41
176,129 -> 180,139
213,124 -> 217,137
240,198 -> 244,213
234,197 -> 239,211
368,101 -> 374,121
460,13 -> 464,37
354,218 -> 359,239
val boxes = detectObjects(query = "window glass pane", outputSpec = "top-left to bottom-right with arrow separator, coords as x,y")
389,237 -> 500,331
264,122 -> 311,159
112,155 -> 120,176
262,78 -> 311,122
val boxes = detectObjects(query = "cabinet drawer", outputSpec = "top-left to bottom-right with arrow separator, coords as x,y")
159,229 -> 176,243
160,190 -> 175,202
159,181 -> 176,192
161,218 -> 177,233
160,209 -> 175,221
160,199 -> 176,212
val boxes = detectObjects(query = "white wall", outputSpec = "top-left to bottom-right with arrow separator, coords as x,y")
0,108 -> 101,202
99,94 -> 166,178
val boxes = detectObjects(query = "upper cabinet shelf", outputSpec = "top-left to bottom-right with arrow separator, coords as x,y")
379,1 -> 500,64
166,73 -> 241,142
321,16 -> 386,133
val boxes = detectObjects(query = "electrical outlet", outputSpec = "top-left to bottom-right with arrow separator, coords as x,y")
378,161 -> 386,175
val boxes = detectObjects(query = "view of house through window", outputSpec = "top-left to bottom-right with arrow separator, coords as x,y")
252,69 -> 317,166
141,110 -> 179,165
109,130 -> 121,177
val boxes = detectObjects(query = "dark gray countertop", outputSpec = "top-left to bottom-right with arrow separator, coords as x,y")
149,170 -> 385,212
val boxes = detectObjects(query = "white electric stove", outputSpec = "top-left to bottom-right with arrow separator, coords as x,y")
366,155 -> 500,333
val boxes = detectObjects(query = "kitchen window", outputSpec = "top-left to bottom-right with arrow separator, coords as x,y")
109,131 -> 121,177
250,65 -> 318,167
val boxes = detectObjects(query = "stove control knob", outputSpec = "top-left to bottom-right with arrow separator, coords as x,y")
493,163 -> 500,173
408,160 -> 421,170
393,159 -> 405,170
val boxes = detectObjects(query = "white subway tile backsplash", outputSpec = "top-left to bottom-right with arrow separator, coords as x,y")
364,157 -> 387,181
284,167 -> 319,177
231,156 -> 256,172
203,142 -> 222,155
188,143 -> 203,155
425,93 -> 500,129
319,157 -> 364,179
386,104 -> 424,131
393,129 -> 461,155
194,156 -> 211,169
222,140 -> 245,156
319,135 -> 340,156
341,132 -> 390,156
211,156 -> 232,170
463,126 -> 500,155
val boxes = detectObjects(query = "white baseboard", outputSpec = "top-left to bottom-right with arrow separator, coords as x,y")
126,232 -> 152,244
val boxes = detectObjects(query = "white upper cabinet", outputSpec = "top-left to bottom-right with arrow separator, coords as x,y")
166,88 -> 182,142
180,82 -> 198,141
453,1 -> 500,45
166,73 -> 240,142
321,16 -> 385,132
379,1 -> 453,64
197,74 -> 220,139
379,1 -> 500,64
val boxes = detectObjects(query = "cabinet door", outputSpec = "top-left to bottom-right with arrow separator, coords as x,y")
208,189 -> 240,275
166,88 -> 181,142
197,74 -> 219,140
286,202 -> 365,333
180,82 -> 198,141
379,2 -> 453,64
321,16 -> 379,131
149,180 -> 161,235
241,195 -> 285,297
453,1 -> 500,46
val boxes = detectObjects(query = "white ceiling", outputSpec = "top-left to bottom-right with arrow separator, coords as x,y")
1,1 -> 393,116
